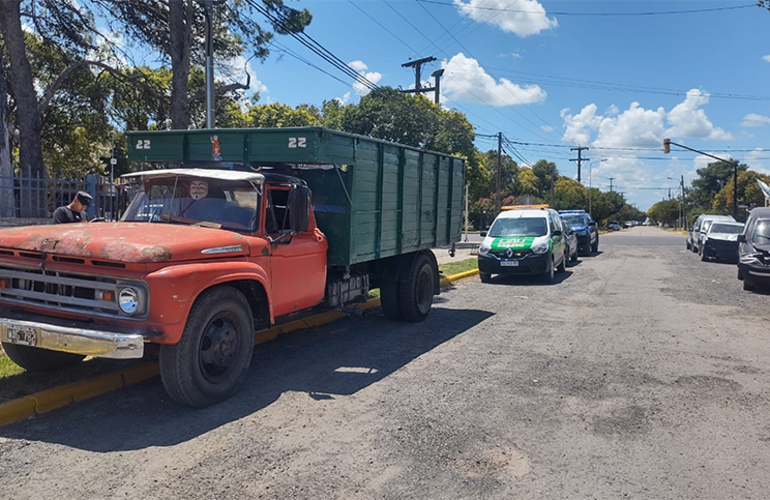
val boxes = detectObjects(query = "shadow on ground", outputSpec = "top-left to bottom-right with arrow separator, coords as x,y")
484,270 -> 573,286
1,306 -> 493,452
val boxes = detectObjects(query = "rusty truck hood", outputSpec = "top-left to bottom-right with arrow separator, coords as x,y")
0,223 -> 251,263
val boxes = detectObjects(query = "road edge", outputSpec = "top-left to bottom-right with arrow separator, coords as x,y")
0,268 -> 479,428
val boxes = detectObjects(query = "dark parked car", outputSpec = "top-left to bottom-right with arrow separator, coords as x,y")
560,217 -> 579,265
700,221 -> 743,262
558,210 -> 598,254
608,221 -> 621,231
737,208 -> 770,291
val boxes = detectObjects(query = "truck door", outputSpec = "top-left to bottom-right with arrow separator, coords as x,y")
264,186 -> 327,317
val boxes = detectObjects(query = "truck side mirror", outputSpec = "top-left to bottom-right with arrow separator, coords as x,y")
289,185 -> 312,233
737,234 -> 746,243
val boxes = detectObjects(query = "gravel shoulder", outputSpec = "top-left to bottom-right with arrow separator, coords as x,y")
1,227 -> 769,500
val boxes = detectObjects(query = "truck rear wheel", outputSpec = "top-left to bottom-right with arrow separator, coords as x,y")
160,286 -> 254,408
1,343 -> 85,372
398,253 -> 436,322
380,280 -> 403,321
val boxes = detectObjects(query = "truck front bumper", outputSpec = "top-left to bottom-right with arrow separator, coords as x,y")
0,311 -> 150,359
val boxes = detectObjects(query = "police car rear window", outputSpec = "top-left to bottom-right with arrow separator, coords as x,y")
489,217 -> 548,237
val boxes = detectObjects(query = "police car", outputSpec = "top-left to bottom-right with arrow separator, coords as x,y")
478,205 -> 567,283
558,209 -> 598,255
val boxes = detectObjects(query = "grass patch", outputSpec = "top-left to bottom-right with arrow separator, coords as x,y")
439,258 -> 478,276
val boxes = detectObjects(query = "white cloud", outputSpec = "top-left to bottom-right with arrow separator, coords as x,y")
742,113 -> 770,127
454,0 -> 558,37
560,90 -> 732,148
763,55 -> 770,63
606,104 -> 619,116
441,53 -> 546,106
745,148 -> 770,175
348,60 -> 368,73
560,104 -> 602,145
540,125 -> 555,133
335,91 -> 351,105
666,90 -> 732,140
693,153 -> 737,173
510,49 -> 524,59
348,60 -> 382,96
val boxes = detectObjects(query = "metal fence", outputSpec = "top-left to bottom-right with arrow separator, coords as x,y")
0,173 -> 125,222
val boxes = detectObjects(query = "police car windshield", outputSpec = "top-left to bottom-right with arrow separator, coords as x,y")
489,217 -> 548,237
563,215 -> 588,226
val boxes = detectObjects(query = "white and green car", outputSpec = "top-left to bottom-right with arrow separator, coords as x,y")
477,207 -> 568,283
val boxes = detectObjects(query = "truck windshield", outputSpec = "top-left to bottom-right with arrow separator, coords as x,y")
562,214 -> 588,227
121,177 -> 260,232
489,217 -> 548,237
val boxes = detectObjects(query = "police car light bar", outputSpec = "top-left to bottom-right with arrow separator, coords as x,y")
502,204 -> 549,210
558,210 -> 586,214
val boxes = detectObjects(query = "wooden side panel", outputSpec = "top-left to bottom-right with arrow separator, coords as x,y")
420,155 -> 437,245
401,149 -> 421,252
350,141 -> 379,262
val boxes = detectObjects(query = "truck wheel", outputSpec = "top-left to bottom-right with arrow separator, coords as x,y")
0,343 -> 85,372
479,272 -> 492,283
160,286 -> 254,408
380,280 -> 402,321
398,253 -> 436,322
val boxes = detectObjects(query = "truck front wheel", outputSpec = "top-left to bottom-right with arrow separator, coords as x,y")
1,343 -> 85,372
398,253 -> 436,322
160,286 -> 254,408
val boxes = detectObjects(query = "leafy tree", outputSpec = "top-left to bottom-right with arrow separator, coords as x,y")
647,199 -> 680,226
553,177 -> 587,211
689,160 -> 747,208
713,170 -> 770,218
518,168 -> 540,198
531,159 -> 558,194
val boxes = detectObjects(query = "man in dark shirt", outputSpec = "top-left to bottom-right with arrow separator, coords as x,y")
53,191 -> 92,224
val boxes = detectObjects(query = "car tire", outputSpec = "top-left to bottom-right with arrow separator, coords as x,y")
1,343 -> 85,372
591,238 -> 598,253
557,252 -> 566,272
686,240 -> 691,250
743,278 -> 755,291
700,247 -> 708,261
571,250 -> 578,263
542,257 -> 555,283
159,286 -> 254,408
738,268 -> 744,281
479,272 -> 492,283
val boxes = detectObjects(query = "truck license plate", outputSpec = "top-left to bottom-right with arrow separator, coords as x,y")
501,260 -> 519,267
5,325 -> 37,347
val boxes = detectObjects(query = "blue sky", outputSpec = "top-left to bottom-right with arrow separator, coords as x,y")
220,1 -> 770,209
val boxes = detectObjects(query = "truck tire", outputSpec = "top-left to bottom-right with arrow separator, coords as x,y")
380,280 -> 403,321
479,272 -> 492,283
160,286 -> 254,408
1,343 -> 85,372
398,253 -> 436,322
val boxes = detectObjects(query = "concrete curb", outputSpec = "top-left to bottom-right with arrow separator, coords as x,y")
0,268 -> 479,428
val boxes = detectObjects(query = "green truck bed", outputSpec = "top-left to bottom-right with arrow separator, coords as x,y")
126,127 -> 465,267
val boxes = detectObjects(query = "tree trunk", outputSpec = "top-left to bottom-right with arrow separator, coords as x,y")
0,48 -> 14,218
168,0 -> 192,130
0,0 -> 44,180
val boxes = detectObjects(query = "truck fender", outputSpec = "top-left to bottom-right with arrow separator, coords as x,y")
147,262 -> 274,343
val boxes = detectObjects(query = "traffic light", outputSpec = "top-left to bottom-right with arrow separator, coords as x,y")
663,138 -> 671,154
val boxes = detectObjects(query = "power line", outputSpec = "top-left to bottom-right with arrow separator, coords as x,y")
415,0 -> 755,17
346,0 -> 417,55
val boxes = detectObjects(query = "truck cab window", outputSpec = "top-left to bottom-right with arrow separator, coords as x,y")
266,188 -> 291,234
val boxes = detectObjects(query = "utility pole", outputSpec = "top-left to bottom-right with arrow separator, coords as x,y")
496,132 -> 502,214
607,177 -> 615,192
550,169 -> 555,207
681,175 -> 686,229
570,146 -> 589,183
464,183 -> 469,242
665,138 -> 739,219
202,0 -> 215,129
400,57 -> 440,101
668,187 -> 672,200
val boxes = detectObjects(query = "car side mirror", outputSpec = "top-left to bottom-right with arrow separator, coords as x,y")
552,230 -> 562,236
738,234 -> 746,243
479,231 -> 487,237
289,185 -> 312,233
589,221 -> 596,227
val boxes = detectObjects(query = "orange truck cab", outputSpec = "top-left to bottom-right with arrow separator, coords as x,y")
0,127 -> 464,407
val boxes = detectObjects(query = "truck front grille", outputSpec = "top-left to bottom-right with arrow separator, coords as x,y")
0,264 -> 122,317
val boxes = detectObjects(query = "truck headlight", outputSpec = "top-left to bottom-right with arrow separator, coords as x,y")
532,242 -> 549,255
118,287 -> 140,315
479,244 -> 491,255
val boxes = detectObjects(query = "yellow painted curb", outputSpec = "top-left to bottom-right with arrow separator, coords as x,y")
0,268 -> 478,427
440,268 -> 479,285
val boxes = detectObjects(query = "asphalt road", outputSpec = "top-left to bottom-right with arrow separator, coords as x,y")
2,226 -> 769,500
